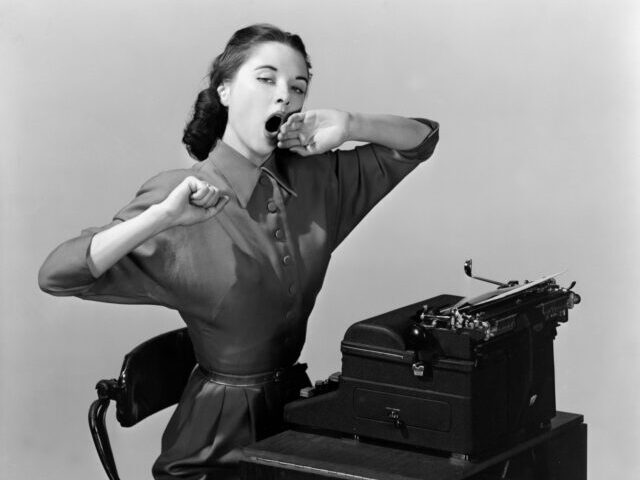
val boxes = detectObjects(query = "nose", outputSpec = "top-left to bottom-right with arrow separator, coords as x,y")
275,83 -> 291,105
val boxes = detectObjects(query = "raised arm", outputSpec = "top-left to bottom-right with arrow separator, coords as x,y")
88,176 -> 228,277
38,175 -> 228,295
277,110 -> 432,155
277,110 -> 440,250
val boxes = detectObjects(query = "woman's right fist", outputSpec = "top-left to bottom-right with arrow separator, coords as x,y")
159,176 -> 229,227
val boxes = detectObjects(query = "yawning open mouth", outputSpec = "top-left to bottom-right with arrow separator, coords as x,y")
264,114 -> 284,136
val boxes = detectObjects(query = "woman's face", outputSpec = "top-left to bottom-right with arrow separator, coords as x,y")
218,41 -> 309,163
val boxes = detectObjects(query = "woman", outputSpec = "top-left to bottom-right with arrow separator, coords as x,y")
38,24 -> 439,479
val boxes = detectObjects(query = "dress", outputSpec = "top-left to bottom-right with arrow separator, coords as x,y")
38,118 -> 439,479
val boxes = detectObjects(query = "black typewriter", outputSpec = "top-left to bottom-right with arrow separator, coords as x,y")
284,260 -> 580,459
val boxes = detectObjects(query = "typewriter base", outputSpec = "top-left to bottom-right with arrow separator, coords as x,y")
240,411 -> 586,480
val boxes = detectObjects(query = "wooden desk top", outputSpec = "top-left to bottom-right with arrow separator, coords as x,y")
242,412 -> 585,480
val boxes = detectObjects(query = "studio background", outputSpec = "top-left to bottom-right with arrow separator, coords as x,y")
1,0 -> 638,478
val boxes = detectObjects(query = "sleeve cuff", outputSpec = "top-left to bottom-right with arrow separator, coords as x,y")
395,118 -> 440,162
38,232 -> 100,295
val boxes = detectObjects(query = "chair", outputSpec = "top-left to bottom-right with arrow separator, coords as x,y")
88,328 -> 196,480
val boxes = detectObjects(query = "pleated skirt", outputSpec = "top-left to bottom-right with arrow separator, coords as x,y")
152,365 -> 311,480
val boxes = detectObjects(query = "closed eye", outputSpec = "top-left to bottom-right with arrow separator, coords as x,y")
257,75 -> 305,94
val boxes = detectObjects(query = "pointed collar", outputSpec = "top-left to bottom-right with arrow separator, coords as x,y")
204,140 -> 296,208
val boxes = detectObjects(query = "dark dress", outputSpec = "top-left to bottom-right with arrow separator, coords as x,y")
38,118 -> 439,479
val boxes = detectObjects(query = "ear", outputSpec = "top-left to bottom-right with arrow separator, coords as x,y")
217,83 -> 230,107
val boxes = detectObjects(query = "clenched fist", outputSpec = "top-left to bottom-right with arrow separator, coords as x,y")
159,176 -> 229,227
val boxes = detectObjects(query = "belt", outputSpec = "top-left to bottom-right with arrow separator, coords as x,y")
199,363 -> 308,387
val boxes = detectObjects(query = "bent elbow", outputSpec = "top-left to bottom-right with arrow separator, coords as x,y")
37,260 -> 56,294
37,255 -> 81,296
37,236 -> 97,296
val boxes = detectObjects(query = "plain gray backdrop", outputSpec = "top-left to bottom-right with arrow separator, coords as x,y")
1,0 -> 638,478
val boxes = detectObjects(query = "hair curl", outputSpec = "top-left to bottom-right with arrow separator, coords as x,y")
183,24 -> 312,161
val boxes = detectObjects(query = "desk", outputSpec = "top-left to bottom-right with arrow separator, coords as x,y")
240,412 -> 586,479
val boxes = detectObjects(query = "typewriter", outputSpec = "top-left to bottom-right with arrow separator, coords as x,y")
284,260 -> 580,458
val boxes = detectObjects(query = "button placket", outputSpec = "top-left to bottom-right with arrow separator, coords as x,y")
262,171 -> 300,320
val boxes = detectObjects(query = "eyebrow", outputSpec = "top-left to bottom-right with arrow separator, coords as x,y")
254,65 -> 309,84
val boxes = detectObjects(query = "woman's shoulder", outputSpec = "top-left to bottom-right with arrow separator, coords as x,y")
134,161 -> 221,197
113,167 -> 195,221
276,148 -> 336,175
138,167 -> 195,192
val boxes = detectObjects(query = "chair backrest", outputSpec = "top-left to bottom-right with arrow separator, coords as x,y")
89,327 -> 197,480
116,327 -> 196,426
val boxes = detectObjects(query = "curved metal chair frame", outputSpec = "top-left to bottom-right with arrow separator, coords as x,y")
88,328 -> 196,480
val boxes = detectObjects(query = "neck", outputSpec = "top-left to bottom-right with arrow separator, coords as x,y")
221,130 -> 272,166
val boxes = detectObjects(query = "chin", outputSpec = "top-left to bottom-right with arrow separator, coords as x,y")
256,136 -> 277,155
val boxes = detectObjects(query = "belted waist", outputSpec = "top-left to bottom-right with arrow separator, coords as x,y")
199,363 -> 308,387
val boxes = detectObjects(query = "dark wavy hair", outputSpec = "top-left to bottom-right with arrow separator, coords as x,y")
183,24 -> 312,161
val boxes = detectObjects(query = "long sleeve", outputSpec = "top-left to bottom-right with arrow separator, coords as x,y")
38,170 -> 191,308
330,118 -> 439,249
